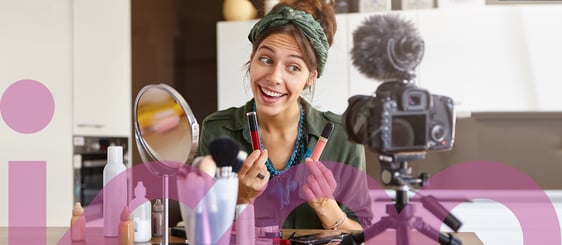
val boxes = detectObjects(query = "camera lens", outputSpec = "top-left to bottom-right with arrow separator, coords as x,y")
430,124 -> 448,143
343,95 -> 375,145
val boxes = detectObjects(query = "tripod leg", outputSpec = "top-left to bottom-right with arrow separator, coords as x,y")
413,217 -> 462,245
396,221 -> 411,245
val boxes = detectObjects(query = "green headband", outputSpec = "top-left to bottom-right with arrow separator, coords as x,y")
248,6 -> 329,78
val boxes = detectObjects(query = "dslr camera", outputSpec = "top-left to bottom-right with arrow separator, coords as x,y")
343,81 -> 455,155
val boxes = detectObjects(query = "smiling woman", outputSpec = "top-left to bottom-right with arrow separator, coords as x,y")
197,0 -> 374,231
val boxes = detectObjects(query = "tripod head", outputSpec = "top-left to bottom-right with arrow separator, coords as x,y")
379,151 -> 462,230
378,152 -> 429,189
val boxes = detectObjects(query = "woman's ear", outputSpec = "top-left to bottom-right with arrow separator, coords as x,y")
307,71 -> 318,87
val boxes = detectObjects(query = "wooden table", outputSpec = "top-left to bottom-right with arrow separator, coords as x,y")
0,227 -> 483,244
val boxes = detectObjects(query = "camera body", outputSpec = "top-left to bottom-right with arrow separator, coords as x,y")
343,81 -> 455,154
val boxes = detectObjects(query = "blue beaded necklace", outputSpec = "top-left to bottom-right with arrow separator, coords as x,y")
252,102 -> 305,176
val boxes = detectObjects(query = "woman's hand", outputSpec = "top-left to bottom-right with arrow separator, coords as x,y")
302,158 -> 363,230
237,149 -> 270,204
302,158 -> 338,213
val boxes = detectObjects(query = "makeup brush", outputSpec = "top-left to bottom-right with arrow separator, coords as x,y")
207,136 -> 246,243
209,136 -> 247,176
191,156 -> 217,177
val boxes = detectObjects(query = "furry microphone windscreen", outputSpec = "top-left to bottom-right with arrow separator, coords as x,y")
351,14 -> 425,82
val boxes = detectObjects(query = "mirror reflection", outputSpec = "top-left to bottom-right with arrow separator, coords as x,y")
134,84 -> 198,174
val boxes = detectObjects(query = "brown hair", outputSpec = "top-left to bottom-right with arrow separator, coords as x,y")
249,0 -> 337,75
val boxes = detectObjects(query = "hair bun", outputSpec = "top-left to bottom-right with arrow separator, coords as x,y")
278,0 -> 337,45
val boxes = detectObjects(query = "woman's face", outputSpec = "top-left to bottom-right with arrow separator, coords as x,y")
249,33 -> 317,117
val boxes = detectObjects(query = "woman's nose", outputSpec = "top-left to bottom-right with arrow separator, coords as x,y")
267,64 -> 284,84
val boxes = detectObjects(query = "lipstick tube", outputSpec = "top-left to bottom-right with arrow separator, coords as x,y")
246,112 -> 261,151
310,122 -> 335,161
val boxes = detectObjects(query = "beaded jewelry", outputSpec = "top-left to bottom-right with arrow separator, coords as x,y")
253,102 -> 305,176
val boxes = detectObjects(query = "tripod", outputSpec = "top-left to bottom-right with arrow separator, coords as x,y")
341,152 -> 463,245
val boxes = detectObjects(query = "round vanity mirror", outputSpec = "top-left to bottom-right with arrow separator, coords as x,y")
133,83 -> 199,175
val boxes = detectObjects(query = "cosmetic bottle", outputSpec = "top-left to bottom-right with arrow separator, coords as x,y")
235,203 -> 255,245
70,202 -> 86,241
131,181 -> 151,242
103,146 -> 127,237
152,199 -> 164,237
119,206 -> 134,245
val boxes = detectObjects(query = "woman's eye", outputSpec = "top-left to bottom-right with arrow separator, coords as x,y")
288,65 -> 301,72
259,57 -> 272,64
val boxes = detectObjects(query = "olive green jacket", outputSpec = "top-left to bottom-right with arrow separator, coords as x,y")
197,98 -> 373,229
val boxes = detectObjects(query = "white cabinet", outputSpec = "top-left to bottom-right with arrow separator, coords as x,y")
217,5 -> 562,114
0,0 -> 74,227
0,0 -> 131,227
73,0 -> 131,137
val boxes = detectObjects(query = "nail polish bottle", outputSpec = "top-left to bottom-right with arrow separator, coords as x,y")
70,202 -> 86,241
119,206 -> 134,245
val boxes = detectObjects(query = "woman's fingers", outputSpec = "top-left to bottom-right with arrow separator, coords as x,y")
238,149 -> 261,176
303,184 -> 316,200
317,162 -> 337,190
237,149 -> 269,203
305,159 -> 336,194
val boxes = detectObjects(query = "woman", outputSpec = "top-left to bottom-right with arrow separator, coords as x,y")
198,0 -> 373,230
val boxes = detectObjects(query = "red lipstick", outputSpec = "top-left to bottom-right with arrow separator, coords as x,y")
246,112 -> 261,151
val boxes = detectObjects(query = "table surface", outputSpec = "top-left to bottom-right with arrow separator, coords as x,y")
0,227 -> 483,244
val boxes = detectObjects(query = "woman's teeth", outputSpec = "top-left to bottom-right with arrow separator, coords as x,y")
261,87 -> 283,97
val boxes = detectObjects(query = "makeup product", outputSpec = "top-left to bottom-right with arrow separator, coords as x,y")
246,112 -> 261,151
70,202 -> 86,241
192,155 -> 217,177
119,206 -> 134,245
235,203 -> 255,245
209,136 -> 246,174
103,146 -> 127,237
311,122 -> 335,161
131,181 -> 151,242
152,199 -> 163,237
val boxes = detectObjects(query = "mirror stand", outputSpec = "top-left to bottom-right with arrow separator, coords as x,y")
133,83 -> 199,245
162,174 -> 169,245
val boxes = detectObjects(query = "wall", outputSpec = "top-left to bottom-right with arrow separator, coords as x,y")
217,5 -> 562,113
0,0 -> 73,226
365,112 -> 562,189
131,0 -> 223,227
217,5 -> 562,189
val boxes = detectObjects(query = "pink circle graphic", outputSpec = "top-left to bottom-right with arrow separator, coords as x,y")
0,79 -> 55,134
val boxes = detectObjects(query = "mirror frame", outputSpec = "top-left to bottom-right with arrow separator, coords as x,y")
133,83 -> 199,167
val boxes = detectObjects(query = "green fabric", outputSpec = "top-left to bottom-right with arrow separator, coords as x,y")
197,99 -> 373,229
247,6 -> 329,78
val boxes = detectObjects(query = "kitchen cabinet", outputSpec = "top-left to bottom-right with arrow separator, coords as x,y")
217,5 -> 562,114
0,0 -> 131,227
0,0 -> 74,227
73,0 -> 131,137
